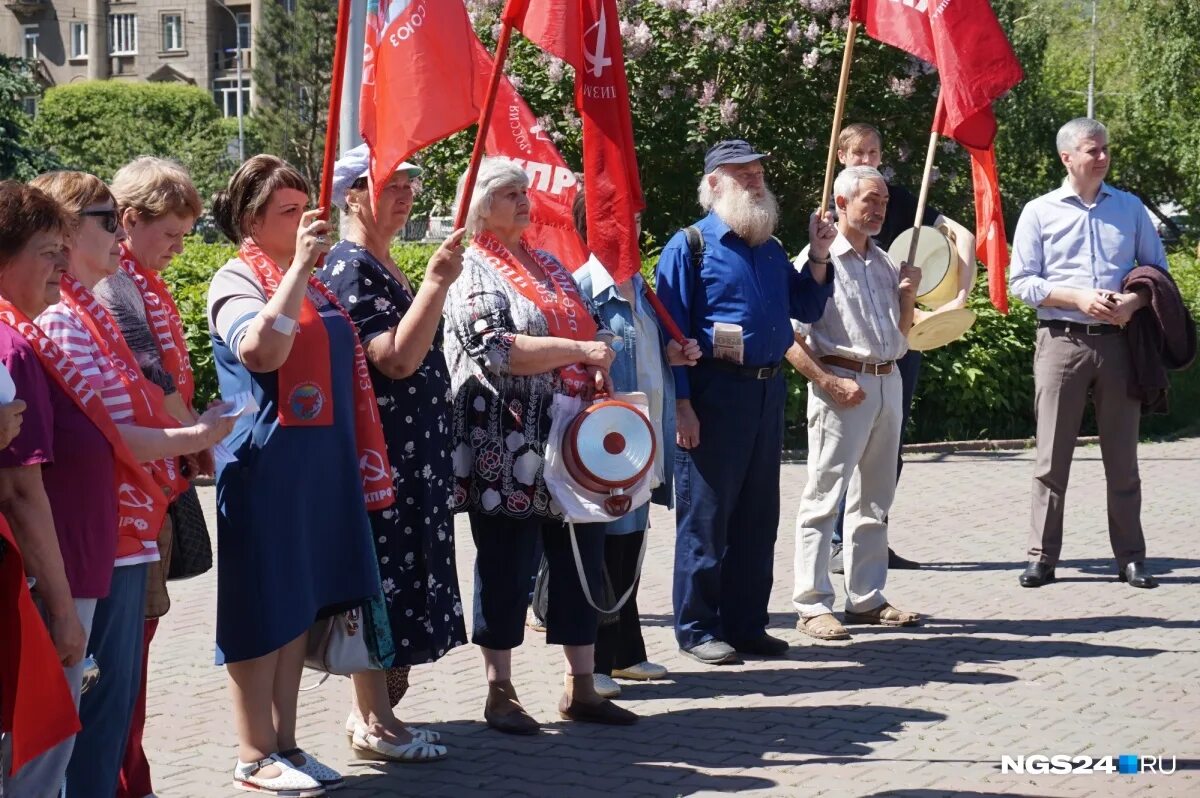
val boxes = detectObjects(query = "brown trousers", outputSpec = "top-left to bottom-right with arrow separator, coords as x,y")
1028,326 -> 1145,568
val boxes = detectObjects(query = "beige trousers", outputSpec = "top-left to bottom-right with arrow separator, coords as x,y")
1028,326 -> 1145,567
793,367 -> 903,618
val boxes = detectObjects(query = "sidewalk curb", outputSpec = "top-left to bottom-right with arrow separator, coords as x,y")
781,435 -> 1101,463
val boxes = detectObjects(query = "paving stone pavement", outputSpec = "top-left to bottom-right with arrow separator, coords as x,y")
145,439 -> 1200,797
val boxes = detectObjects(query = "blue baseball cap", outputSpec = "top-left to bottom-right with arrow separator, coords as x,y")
704,139 -> 769,174
332,143 -> 421,209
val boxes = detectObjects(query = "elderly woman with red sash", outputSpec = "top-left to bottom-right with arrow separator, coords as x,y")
442,158 -> 636,736
206,155 -> 390,797
94,157 -> 207,798
29,171 -> 232,798
0,181 -> 96,795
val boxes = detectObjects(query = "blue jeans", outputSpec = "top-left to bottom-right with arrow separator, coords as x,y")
673,367 -> 785,650
64,563 -> 147,798
832,350 -> 921,546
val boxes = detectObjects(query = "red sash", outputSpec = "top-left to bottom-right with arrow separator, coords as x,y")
58,274 -> 188,502
238,241 -> 395,511
119,243 -> 196,408
0,518 -> 80,776
0,306 -> 167,553
474,232 -> 599,395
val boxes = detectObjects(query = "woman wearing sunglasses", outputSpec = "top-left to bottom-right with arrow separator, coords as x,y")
28,171 -> 234,798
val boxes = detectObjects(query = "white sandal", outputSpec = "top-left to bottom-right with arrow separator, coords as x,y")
350,728 -> 447,763
233,754 -> 325,796
344,712 -> 441,743
279,749 -> 343,791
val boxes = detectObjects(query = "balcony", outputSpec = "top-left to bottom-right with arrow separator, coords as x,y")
213,47 -> 252,73
5,0 -> 47,16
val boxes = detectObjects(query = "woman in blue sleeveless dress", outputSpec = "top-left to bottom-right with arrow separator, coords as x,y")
207,155 -> 384,797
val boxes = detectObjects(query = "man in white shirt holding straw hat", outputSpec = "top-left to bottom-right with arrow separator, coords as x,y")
791,165 -> 923,641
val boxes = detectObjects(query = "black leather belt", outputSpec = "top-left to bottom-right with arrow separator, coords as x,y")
704,358 -> 782,379
820,355 -> 895,375
1038,319 -> 1122,336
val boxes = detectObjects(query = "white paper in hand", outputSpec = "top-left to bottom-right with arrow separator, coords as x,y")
0,363 -> 16,404
221,390 -> 259,418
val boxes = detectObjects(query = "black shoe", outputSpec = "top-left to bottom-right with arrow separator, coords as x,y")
1119,561 -> 1158,589
1019,561 -> 1056,588
732,633 -> 790,657
887,548 -> 921,569
680,640 -> 741,665
830,543 -> 844,574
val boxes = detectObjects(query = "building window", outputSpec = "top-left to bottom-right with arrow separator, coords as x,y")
162,14 -> 184,52
22,25 -> 39,60
70,22 -> 89,59
21,97 -> 38,117
108,13 -> 138,56
213,78 -> 250,119
236,12 -> 251,50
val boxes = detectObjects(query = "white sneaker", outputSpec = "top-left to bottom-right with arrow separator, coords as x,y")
612,661 -> 669,681
592,673 -> 622,698
233,754 -> 324,796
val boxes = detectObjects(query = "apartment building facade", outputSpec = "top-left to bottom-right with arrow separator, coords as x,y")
1,0 -> 266,115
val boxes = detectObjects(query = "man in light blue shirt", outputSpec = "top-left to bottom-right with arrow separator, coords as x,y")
1009,117 -> 1166,590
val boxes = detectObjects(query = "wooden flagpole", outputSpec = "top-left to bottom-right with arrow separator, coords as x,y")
905,95 -> 947,267
818,20 -> 859,215
454,24 -> 516,230
317,0 -> 353,218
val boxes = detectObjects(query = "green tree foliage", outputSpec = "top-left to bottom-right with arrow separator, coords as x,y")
252,0 -> 338,188
0,55 -> 60,180
29,81 -> 232,198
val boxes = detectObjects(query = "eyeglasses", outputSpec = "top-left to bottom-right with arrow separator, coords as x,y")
80,209 -> 120,234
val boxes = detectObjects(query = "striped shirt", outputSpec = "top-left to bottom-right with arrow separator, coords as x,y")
37,301 -> 160,567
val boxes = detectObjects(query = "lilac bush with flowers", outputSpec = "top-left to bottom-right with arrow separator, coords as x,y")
420,0 -> 984,248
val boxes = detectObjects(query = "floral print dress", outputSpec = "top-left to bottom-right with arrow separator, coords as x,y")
318,241 -> 465,665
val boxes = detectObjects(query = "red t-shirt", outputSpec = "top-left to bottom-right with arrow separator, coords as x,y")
0,325 -> 118,598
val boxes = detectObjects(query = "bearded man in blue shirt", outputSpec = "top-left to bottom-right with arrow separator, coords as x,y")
655,140 -> 835,665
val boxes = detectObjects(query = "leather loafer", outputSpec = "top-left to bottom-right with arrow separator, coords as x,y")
559,697 -> 638,725
732,633 -> 790,657
1119,561 -> 1158,589
1019,561 -> 1056,587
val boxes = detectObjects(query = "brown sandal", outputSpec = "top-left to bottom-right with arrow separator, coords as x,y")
844,603 -> 921,627
796,613 -> 851,640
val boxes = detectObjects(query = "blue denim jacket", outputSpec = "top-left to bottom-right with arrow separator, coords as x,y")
574,260 -> 676,535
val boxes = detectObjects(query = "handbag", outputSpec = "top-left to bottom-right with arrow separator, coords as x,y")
531,551 -> 624,628
304,605 -> 379,676
166,484 -> 212,581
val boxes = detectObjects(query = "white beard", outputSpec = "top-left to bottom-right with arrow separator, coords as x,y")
712,175 -> 779,246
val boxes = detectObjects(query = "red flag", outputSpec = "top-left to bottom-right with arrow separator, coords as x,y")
928,1 -> 1023,150
967,144 -> 1009,314
470,40 -> 590,270
850,0 -> 1022,312
503,0 -> 645,282
360,0 -> 480,199
849,0 -> 935,64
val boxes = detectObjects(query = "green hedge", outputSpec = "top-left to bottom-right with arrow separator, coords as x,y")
164,237 -> 1200,445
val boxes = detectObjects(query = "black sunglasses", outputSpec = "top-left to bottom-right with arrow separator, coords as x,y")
80,209 -> 120,234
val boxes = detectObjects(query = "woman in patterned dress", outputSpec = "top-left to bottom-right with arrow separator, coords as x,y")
317,145 -> 465,763
442,158 -> 637,735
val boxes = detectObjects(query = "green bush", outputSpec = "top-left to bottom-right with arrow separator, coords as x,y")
30,81 -> 233,199
163,238 -> 439,408
167,237 -> 1200,444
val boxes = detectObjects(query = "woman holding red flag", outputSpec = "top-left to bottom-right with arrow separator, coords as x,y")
30,171 -> 233,797
207,155 -> 389,796
443,158 -> 636,735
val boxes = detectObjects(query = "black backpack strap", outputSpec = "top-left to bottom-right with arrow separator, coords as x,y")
683,225 -> 704,272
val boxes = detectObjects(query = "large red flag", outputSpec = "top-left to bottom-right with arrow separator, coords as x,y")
470,40 -> 589,269
502,0 -> 645,283
849,0 -> 1021,312
360,0 -> 481,199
